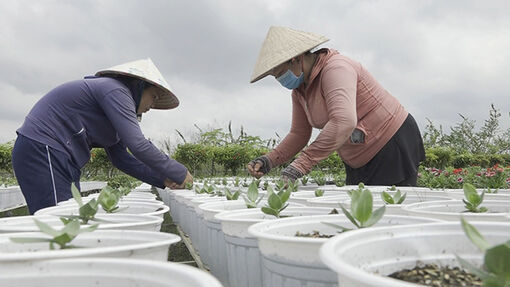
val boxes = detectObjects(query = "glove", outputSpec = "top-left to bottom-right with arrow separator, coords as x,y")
281,165 -> 304,182
248,155 -> 272,174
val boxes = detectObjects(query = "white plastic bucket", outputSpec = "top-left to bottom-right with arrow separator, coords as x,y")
320,221 -> 510,287
0,214 -> 163,233
403,199 -> 510,221
248,214 -> 441,287
0,230 -> 180,265
0,258 -> 223,287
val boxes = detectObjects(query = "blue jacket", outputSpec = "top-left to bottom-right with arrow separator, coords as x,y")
17,76 -> 187,187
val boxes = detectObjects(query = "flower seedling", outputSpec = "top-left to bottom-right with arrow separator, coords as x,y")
185,182 -> 194,190
300,176 -> 309,186
287,180 -> 299,193
10,218 -> 98,250
242,181 -> 264,208
381,186 -> 407,204
261,186 -> 291,218
97,186 -> 125,213
274,179 -> 286,192
463,183 -> 488,213
311,171 -> 327,186
323,183 -> 386,231
60,183 -> 100,224
225,188 -> 240,200
315,189 -> 325,197
456,217 -> 510,286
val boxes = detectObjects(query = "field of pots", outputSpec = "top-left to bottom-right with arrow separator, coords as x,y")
160,178 -> 510,287
1,178 -> 509,287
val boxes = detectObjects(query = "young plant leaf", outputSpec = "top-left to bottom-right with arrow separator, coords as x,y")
484,243 -> 510,278
10,237 -> 53,244
315,189 -> 324,197
247,181 -> 259,202
71,183 -> 83,207
268,192 -> 282,210
339,205 -> 360,228
261,206 -> 279,217
352,189 -> 373,224
461,217 -> 490,251
278,189 -> 291,205
455,254 -> 491,280
381,191 -> 394,204
321,221 -> 352,233
33,219 -> 60,237
396,192 -> 407,204
363,205 -> 386,228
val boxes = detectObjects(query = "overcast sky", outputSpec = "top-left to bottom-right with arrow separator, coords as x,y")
1,0 -> 510,150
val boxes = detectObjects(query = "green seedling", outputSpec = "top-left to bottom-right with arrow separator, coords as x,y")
97,186 -> 124,213
225,188 -> 240,200
274,179 -> 286,192
463,183 -> 488,213
222,178 -> 228,186
323,183 -> 385,231
261,186 -> 291,218
456,217 -> 510,287
314,176 -> 326,186
300,176 -> 309,186
233,177 -> 240,187
262,180 -> 269,191
60,183 -> 99,224
381,189 -> 407,204
185,182 -> 194,190
10,218 -> 98,250
242,181 -> 264,208
333,175 -> 345,187
242,179 -> 250,188
287,180 -> 299,193
196,183 -> 215,195
315,189 -> 325,197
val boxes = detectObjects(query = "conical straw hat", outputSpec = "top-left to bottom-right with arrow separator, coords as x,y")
250,26 -> 329,83
96,58 -> 179,109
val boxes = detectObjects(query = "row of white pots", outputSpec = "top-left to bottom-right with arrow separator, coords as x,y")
0,187 -> 224,287
0,186 -> 26,211
162,183 -> 510,287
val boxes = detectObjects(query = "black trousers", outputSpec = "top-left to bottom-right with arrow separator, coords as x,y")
344,114 -> 425,187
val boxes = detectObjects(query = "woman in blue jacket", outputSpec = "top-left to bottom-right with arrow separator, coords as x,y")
12,58 -> 193,214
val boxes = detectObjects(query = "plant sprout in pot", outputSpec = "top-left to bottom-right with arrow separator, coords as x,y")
323,183 -> 386,233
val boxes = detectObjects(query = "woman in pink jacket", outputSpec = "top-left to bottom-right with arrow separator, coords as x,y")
247,26 -> 425,186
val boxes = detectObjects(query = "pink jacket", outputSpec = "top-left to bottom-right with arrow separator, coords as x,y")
266,49 -> 408,173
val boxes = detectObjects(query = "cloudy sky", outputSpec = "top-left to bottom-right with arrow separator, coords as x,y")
1,0 -> 510,150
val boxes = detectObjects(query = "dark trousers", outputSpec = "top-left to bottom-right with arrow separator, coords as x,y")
344,114 -> 425,187
11,135 -> 81,214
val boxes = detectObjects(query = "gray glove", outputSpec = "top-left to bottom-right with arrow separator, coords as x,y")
248,155 -> 272,174
281,165 -> 304,182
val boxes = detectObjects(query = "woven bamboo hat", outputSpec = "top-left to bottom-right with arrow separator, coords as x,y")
96,58 -> 179,109
250,26 -> 329,83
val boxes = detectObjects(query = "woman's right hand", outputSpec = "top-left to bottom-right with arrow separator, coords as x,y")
247,156 -> 272,179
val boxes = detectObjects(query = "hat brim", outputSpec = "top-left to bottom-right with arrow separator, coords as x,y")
249,39 -> 328,84
96,70 -> 179,110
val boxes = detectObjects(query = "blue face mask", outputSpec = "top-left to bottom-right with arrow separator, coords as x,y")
276,69 -> 304,90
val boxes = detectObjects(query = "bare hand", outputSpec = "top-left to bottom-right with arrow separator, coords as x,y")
247,161 -> 264,179
164,171 -> 194,189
